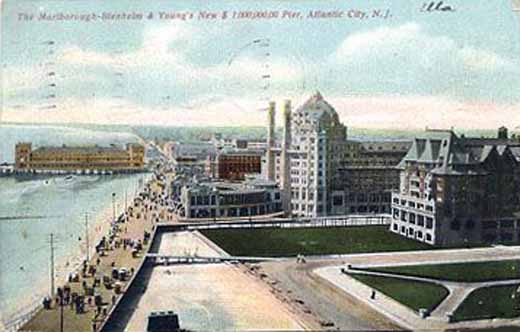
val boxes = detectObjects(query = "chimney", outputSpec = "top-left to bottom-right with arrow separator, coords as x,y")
281,99 -> 292,216
266,101 -> 276,181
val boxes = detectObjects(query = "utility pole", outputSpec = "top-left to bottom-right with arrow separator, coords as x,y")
49,233 -> 55,297
60,293 -> 64,332
112,192 -> 116,223
85,212 -> 90,262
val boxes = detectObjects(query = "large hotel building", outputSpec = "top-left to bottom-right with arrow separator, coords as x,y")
264,92 -> 410,217
14,143 -> 145,173
390,128 -> 520,246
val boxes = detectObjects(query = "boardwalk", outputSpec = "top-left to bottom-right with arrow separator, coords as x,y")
19,176 -> 170,332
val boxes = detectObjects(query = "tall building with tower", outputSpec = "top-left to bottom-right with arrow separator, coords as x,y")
264,92 -> 409,218
265,92 -> 347,217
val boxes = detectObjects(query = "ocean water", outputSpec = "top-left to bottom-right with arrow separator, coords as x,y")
0,124 -> 148,324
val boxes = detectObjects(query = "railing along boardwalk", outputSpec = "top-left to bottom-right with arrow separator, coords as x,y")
4,300 -> 42,332
157,214 -> 391,232
146,254 -> 281,265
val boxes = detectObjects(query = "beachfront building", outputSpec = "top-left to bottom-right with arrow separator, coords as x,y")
14,143 -> 145,174
390,128 -> 520,246
176,177 -> 283,220
265,93 -> 348,217
264,92 -> 410,217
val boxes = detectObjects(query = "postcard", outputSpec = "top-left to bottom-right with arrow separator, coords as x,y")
1,0 -> 520,331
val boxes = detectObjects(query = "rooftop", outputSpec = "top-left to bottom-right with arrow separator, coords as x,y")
400,129 -> 520,175
32,145 -> 127,154
294,91 -> 341,123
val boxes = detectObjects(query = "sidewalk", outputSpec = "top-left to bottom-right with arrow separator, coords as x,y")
316,265 -> 520,331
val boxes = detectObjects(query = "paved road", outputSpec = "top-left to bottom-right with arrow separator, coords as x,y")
260,260 -> 401,331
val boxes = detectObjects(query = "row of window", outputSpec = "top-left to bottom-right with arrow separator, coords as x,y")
392,223 -> 433,242
26,162 -> 141,168
392,198 -> 433,212
189,203 -> 282,218
392,209 -> 434,229
189,192 -> 281,206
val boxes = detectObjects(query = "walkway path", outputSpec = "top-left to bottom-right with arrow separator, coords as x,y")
311,247 -> 520,331
345,267 -> 520,319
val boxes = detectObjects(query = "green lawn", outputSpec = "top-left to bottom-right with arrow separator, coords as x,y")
350,274 -> 449,312
367,260 -> 520,283
201,226 -> 432,257
453,284 -> 520,321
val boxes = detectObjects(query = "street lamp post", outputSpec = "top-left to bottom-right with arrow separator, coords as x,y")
85,212 -> 90,262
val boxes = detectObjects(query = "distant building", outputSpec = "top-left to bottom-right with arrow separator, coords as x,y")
264,92 -> 410,217
168,141 -> 218,176
177,177 -> 283,220
205,150 -> 263,181
170,141 -> 218,160
390,128 -> 520,246
14,142 -> 145,173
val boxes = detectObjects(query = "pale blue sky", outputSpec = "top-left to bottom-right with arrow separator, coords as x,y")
2,0 -> 520,128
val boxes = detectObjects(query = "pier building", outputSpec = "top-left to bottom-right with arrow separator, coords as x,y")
14,142 -> 145,174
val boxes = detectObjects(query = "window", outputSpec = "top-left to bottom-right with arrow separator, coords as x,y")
426,217 -> 433,229
400,211 -> 407,222
418,215 -> 425,226
333,196 -> 343,206
426,233 -> 432,242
